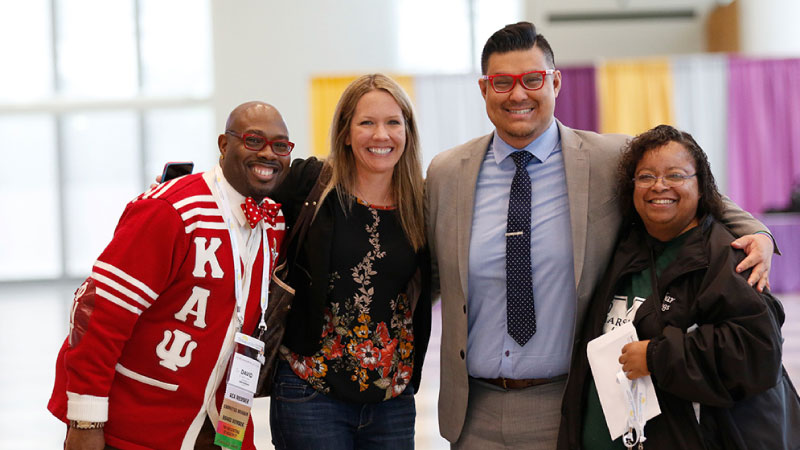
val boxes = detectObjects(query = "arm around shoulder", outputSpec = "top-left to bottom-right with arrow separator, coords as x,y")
720,195 -> 779,253
719,196 -> 779,290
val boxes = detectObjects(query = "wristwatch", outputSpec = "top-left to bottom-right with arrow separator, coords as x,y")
69,420 -> 105,429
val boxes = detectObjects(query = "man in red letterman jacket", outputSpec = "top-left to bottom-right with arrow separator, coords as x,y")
48,101 -> 293,450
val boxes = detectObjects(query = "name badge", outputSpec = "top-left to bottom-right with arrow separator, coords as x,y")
215,332 -> 264,449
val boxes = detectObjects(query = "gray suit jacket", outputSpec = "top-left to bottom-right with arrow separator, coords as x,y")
424,120 -> 767,442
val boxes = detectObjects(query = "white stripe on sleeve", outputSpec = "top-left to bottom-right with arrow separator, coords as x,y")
173,195 -> 215,209
91,272 -> 152,309
95,288 -> 143,315
94,261 -> 158,300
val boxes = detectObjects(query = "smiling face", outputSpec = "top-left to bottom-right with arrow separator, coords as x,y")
633,141 -> 701,241
480,45 -> 561,149
218,103 -> 290,202
346,89 -> 406,179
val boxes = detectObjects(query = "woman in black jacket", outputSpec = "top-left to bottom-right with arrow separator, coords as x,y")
267,74 -> 431,450
557,125 -> 800,449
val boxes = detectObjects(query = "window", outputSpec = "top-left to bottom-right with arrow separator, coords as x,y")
143,108 -> 217,179
56,0 -> 139,99
396,0 -> 523,73
0,115 -> 60,279
0,0 -> 53,102
0,0 -> 213,281
139,0 -> 213,97
62,111 -> 141,275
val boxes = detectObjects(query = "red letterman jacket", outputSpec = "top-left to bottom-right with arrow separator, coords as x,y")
48,170 -> 284,450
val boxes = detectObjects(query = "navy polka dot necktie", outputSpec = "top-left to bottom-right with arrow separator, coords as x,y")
506,151 -> 536,346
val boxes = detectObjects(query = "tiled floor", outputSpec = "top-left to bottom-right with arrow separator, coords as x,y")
2,284 -> 798,449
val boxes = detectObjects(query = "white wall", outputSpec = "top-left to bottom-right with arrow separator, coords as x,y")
211,0 -> 402,159
739,0 -> 800,56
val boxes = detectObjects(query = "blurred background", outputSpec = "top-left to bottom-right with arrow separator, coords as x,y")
1,0 -> 798,448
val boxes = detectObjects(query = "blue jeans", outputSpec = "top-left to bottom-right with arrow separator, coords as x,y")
269,361 -> 416,450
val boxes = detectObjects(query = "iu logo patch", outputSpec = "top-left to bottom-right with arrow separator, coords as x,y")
156,329 -> 197,371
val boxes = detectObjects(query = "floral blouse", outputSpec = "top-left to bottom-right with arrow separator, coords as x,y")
282,197 -> 417,403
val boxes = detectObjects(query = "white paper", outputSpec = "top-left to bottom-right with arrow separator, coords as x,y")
586,321 -> 661,440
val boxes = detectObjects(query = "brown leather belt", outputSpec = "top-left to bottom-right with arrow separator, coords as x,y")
475,374 -> 567,390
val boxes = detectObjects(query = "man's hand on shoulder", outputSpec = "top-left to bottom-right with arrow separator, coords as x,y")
65,427 -> 105,450
732,232 -> 774,292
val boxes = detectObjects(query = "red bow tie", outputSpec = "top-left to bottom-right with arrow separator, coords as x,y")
241,197 -> 282,228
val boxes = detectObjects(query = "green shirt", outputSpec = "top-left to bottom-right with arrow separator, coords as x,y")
581,231 -> 690,449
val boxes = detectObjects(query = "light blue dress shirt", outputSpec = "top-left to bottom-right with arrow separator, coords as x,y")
467,120 -> 576,379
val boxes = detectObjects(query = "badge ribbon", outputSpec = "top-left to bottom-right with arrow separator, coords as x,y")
214,333 -> 265,449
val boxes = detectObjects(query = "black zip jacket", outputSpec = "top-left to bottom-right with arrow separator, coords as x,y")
558,217 -> 800,449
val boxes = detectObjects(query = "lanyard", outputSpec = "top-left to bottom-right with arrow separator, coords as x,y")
617,371 -> 647,449
214,174 -> 271,332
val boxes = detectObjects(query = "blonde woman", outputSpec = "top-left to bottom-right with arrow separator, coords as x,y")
268,74 -> 430,450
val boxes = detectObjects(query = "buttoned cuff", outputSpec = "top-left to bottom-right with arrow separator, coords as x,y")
66,392 -> 108,422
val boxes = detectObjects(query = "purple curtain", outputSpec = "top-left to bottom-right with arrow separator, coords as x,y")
727,57 -> 800,213
759,214 -> 800,293
554,66 -> 598,132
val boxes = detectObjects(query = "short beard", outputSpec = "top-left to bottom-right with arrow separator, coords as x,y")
505,126 -> 537,139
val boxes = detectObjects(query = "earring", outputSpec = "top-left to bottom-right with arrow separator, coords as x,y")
219,153 -> 225,160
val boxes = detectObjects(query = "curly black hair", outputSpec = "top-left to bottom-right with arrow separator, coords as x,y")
617,124 -> 725,227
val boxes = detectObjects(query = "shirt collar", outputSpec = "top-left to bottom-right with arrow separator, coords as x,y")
492,119 -> 560,166
214,164 -> 248,228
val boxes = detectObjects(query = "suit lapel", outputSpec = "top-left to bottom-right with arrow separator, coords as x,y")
559,121 -> 589,288
457,134 -> 493,298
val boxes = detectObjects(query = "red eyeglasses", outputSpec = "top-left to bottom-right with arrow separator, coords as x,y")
481,69 -> 555,93
225,130 -> 295,156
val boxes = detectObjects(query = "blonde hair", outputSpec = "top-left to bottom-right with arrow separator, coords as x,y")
323,74 -> 425,251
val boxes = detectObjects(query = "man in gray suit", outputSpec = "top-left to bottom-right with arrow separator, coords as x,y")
425,21 -> 775,450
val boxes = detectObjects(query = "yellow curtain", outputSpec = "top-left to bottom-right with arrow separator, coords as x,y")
310,75 -> 415,157
597,59 -> 675,136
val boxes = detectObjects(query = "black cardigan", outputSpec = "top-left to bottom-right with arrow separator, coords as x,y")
270,157 -> 432,392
